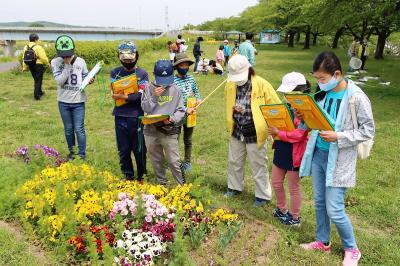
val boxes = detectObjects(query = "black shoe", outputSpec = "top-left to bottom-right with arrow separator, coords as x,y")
67,153 -> 75,160
125,174 -> 134,181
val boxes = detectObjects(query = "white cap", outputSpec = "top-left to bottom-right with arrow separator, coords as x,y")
227,55 -> 251,82
277,72 -> 307,93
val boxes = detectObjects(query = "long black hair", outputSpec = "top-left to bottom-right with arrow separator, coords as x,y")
312,51 -> 342,101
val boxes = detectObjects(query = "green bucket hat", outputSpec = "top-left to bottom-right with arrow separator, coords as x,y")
55,35 -> 75,57
173,53 -> 194,68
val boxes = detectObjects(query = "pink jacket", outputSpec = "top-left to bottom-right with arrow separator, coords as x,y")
216,50 -> 224,61
276,118 -> 309,168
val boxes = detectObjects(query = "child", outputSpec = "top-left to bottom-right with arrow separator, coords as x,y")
209,60 -> 224,75
296,52 -> 375,266
216,45 -> 225,66
196,58 -> 211,74
223,40 -> 231,66
110,41 -> 148,181
141,60 -> 186,185
51,35 -> 94,160
268,72 -> 310,226
173,53 -> 202,171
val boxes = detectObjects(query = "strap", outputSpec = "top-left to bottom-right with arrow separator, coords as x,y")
349,94 -> 358,129
70,55 -> 77,65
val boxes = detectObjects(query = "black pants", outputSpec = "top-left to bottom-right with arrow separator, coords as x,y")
180,124 -> 194,163
29,64 -> 44,100
115,116 -> 147,180
224,55 -> 229,66
360,56 -> 367,70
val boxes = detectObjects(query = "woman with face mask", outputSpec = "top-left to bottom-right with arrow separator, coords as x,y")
296,52 -> 375,266
110,41 -> 149,182
224,54 -> 281,207
173,53 -> 202,172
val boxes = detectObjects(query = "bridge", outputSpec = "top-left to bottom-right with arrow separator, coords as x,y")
0,26 -> 164,56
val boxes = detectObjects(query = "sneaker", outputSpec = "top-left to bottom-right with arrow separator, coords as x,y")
343,249 -> 361,266
182,162 -> 192,172
254,197 -> 269,207
282,216 -> 301,227
224,189 -> 241,197
300,241 -> 331,253
273,208 -> 287,219
67,153 -> 75,160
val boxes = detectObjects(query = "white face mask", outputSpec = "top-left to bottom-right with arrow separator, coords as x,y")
235,80 -> 248,86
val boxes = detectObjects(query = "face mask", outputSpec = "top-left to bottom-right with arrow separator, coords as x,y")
177,67 -> 189,76
318,74 -> 341,92
121,60 -> 136,70
235,80 -> 248,87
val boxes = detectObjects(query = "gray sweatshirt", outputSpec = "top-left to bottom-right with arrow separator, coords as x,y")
51,56 -> 88,103
141,82 -> 186,136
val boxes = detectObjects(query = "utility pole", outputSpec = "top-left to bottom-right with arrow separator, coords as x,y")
165,6 -> 169,33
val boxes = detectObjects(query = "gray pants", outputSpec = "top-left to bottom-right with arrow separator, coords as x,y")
227,137 -> 272,200
145,132 -> 185,185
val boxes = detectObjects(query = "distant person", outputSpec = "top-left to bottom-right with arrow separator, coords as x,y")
173,53 -> 202,172
224,55 -> 281,207
209,60 -> 224,75
350,38 -> 360,58
239,32 -> 256,66
223,40 -> 232,66
216,45 -> 225,67
176,34 -> 183,51
193,36 -> 204,73
110,41 -> 148,181
22,33 -> 49,100
167,41 -> 179,62
196,58 -> 211,74
180,39 -> 188,53
232,39 -> 240,55
51,35 -> 94,160
358,39 -> 369,70
141,60 -> 186,185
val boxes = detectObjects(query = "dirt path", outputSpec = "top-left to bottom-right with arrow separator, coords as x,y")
0,220 -> 49,265
0,61 -> 19,72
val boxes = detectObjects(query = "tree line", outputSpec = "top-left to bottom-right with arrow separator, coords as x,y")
186,0 -> 400,59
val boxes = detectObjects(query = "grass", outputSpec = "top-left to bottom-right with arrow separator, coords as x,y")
0,42 -> 399,265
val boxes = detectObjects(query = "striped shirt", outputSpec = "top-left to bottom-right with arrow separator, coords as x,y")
173,75 -> 201,107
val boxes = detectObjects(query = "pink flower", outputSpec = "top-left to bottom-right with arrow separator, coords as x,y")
145,216 -> 153,223
155,208 -> 164,216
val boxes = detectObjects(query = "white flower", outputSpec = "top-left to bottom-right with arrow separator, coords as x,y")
115,239 -> 124,249
125,240 -> 133,248
132,235 -> 143,244
128,245 -> 140,257
141,250 -> 153,263
138,241 -> 150,251
113,257 -> 120,264
151,246 -> 162,256
122,230 -> 131,240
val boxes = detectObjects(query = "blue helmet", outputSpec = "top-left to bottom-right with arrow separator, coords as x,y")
118,41 -> 137,54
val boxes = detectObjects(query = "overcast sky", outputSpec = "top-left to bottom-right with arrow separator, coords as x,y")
0,0 -> 258,29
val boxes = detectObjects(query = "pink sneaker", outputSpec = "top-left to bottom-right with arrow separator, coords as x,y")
342,249 -> 361,266
299,241 -> 331,253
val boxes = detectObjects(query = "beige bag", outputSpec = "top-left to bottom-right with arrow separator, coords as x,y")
349,94 -> 374,159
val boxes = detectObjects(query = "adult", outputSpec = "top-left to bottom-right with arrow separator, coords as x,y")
110,41 -> 148,181
358,39 -> 369,70
193,36 -> 204,73
239,32 -> 256,67
232,39 -> 240,55
22,33 -> 49,100
51,35 -> 93,160
223,40 -> 232,66
224,55 -> 281,206
297,52 -> 375,266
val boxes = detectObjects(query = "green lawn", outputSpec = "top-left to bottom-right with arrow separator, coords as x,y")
0,43 -> 399,265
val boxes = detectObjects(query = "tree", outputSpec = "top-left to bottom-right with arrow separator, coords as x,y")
29,23 -> 44,27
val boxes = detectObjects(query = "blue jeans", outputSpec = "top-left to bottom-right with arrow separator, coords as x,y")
311,148 -> 357,249
115,116 -> 146,179
194,55 -> 200,72
58,102 -> 86,157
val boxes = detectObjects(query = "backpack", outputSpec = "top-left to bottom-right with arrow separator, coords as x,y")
23,45 -> 37,66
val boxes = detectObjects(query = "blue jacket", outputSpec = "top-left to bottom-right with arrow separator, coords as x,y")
300,80 -> 375,187
238,40 -> 256,66
223,45 -> 231,57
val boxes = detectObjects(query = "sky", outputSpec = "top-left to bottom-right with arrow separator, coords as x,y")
0,0 -> 258,30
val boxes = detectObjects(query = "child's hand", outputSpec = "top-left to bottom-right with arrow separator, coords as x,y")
268,126 -> 279,137
112,93 -> 127,100
163,118 -> 172,124
319,131 -> 338,142
154,87 -> 165,97
187,107 -> 196,115
293,108 -> 304,121
88,77 -> 95,85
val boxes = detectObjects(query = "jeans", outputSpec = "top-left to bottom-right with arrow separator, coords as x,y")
194,55 -> 200,72
311,148 -> 357,249
29,64 -> 44,100
115,116 -> 146,179
58,102 -> 86,157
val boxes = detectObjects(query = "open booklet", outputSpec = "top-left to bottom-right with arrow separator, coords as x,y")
79,61 -> 104,91
139,114 -> 170,125
260,103 -> 295,131
284,93 -> 334,131
111,74 -> 139,107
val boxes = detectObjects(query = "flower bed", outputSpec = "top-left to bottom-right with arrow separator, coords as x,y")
16,162 -> 239,265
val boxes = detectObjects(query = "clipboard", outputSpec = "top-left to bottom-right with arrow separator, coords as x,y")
186,97 -> 197,128
79,61 -> 103,91
111,74 -> 138,107
284,93 -> 334,131
260,104 -> 295,131
139,114 -> 170,125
